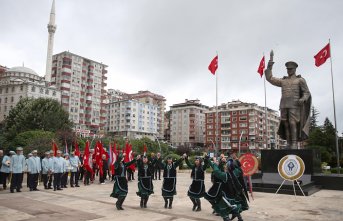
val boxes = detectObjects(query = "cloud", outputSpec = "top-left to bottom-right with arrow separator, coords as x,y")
1,0 -> 342,133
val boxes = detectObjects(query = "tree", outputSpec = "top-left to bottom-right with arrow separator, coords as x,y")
309,106 -> 320,133
3,98 -> 73,141
10,130 -> 56,155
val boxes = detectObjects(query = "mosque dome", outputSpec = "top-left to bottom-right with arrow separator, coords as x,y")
6,66 -> 38,76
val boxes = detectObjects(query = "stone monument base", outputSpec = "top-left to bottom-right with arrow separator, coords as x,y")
252,149 -> 321,196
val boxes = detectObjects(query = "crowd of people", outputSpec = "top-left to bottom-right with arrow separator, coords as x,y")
0,147 -> 249,221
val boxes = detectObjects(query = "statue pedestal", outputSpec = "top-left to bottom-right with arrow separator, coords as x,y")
252,149 -> 321,196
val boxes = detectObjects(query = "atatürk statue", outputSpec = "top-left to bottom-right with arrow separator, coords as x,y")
265,50 -> 311,149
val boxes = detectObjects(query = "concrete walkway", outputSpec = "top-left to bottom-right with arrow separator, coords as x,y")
0,172 -> 342,221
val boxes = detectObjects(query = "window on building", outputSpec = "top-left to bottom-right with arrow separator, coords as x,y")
0,88 -> 2,94
20,85 -> 23,91
5,97 -> 7,103
12,87 -> 15,92
5,87 -> 8,93
232,111 -> 237,115
11,97 -> 14,102
40,88 -> 44,94
239,117 -> 247,121
31,86 -> 36,92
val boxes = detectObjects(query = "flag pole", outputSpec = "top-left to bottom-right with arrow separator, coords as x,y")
263,53 -> 269,150
215,51 -> 219,157
328,39 -> 340,173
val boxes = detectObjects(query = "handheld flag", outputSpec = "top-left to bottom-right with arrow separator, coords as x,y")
52,141 -> 58,157
74,141 -> 80,157
83,140 -> 93,174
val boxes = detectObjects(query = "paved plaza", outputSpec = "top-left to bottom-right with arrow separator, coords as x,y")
0,172 -> 342,221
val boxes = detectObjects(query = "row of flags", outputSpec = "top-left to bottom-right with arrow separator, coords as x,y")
51,140 -> 149,176
207,42 -> 332,76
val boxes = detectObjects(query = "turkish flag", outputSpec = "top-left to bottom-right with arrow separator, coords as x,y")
208,55 -> 218,75
314,43 -> 331,67
52,141 -> 58,157
74,141 -> 80,157
257,56 -> 265,77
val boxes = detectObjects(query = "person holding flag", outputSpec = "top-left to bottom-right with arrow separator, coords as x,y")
69,150 -> 81,187
110,152 -> 137,210
136,154 -> 154,208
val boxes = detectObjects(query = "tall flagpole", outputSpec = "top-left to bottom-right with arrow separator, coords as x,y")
264,74 -> 268,149
263,53 -> 268,150
328,39 -> 340,172
215,52 -> 219,157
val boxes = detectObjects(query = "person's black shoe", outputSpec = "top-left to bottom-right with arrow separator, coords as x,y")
192,205 -> 197,211
196,207 -> 201,212
75,185 -> 80,187
54,188 -> 56,191
48,187 -> 53,189
16,189 -> 21,192
30,189 -> 33,191
33,188 -> 39,191
57,188 -> 62,190
10,189 -> 14,193
140,198 -> 144,208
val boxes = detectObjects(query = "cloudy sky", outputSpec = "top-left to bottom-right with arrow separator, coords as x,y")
1,0 -> 342,133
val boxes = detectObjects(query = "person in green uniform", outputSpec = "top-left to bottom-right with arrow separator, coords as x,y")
185,154 -> 209,212
208,156 -> 249,221
136,155 -> 154,208
161,155 -> 185,209
205,154 -> 226,216
110,153 -> 137,210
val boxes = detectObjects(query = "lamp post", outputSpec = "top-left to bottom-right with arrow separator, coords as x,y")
238,131 -> 244,155
152,134 -> 161,154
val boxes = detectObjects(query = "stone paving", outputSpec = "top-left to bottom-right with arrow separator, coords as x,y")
0,172 -> 343,221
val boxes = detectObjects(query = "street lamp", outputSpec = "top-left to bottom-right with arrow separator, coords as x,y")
152,134 -> 161,154
238,131 -> 244,155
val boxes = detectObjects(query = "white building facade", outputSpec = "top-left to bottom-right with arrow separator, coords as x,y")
170,99 -> 208,148
0,66 -> 61,121
106,99 -> 158,140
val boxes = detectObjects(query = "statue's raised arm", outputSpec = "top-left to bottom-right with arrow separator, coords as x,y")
265,50 -> 282,87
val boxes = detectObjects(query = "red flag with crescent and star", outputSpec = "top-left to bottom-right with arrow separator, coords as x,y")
208,55 -> 218,75
257,56 -> 265,77
314,43 -> 331,67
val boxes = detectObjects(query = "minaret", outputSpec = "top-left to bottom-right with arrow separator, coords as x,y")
45,0 -> 56,82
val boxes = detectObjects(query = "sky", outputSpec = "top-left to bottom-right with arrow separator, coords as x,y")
1,0 -> 342,133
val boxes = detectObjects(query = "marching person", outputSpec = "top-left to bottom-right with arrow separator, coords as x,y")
10,147 -> 26,193
84,149 -> 94,185
78,152 -> 84,181
52,150 -> 66,191
27,150 -> 41,191
161,155 -> 185,209
41,152 -> 50,189
61,153 -> 71,188
110,153 -> 137,210
185,154 -> 209,212
47,150 -> 55,189
26,153 -> 32,189
1,150 -> 13,190
99,154 -> 109,184
69,151 -> 81,187
136,155 -> 154,208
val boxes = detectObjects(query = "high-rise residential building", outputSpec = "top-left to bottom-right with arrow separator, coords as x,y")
170,99 -> 208,148
51,51 -> 108,133
205,100 -> 281,151
105,99 -> 158,140
127,91 -> 166,139
0,66 -> 61,121
106,89 -> 127,103
45,0 -> 56,82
